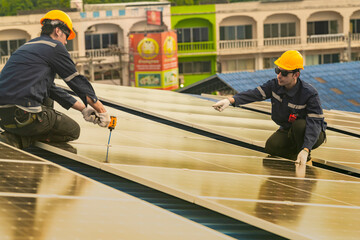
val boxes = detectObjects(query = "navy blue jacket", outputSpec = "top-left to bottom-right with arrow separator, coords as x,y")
232,78 -> 326,150
0,35 -> 97,110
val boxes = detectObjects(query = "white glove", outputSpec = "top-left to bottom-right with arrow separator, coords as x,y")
295,162 -> 306,178
98,111 -> 111,128
212,99 -> 231,112
295,149 -> 309,165
82,106 -> 98,123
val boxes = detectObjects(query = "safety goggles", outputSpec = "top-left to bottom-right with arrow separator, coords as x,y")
60,26 -> 70,39
275,67 -> 297,77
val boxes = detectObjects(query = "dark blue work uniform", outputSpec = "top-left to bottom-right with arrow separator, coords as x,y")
232,78 -> 326,159
0,35 -> 98,147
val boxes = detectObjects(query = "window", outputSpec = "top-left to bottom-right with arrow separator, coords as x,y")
224,59 -> 255,72
0,39 -> 26,57
263,57 -> 278,69
179,61 -> 211,74
66,40 -> 74,51
176,27 -> 209,43
93,69 -> 120,81
306,54 -> 340,65
264,23 -> 295,38
85,33 -> 118,50
307,20 -> 338,35
351,52 -> 360,61
220,25 -> 252,40
350,19 -> 360,34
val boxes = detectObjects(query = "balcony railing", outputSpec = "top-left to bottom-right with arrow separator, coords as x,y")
307,34 -> 345,44
69,51 -> 80,59
85,48 -> 117,58
1,55 -> 10,65
219,39 -> 257,49
178,41 -> 215,53
264,36 -> 301,46
351,33 -> 360,42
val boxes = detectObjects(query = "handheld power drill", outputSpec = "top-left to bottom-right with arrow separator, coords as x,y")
105,116 -> 117,163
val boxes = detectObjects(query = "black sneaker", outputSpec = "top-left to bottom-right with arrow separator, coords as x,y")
0,131 -> 23,149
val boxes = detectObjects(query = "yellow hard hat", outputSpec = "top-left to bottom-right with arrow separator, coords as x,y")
274,50 -> 304,70
40,10 -> 76,40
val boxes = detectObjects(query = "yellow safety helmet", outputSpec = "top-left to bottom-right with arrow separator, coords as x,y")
274,50 -> 304,70
40,10 -> 76,40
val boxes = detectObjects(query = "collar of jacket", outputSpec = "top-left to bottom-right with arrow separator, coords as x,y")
277,78 -> 301,97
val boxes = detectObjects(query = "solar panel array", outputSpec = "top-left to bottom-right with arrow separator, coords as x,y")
0,142 -> 238,240
39,82 -> 360,240
71,82 -> 360,174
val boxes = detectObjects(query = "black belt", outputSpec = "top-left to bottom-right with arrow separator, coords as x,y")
0,107 -> 39,129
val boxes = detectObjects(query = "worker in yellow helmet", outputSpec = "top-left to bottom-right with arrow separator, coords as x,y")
213,50 -> 326,165
0,10 -> 110,149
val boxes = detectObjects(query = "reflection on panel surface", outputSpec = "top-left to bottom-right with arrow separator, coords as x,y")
81,82 -> 360,171
0,144 -> 238,240
46,89 -> 360,240
209,200 -> 360,240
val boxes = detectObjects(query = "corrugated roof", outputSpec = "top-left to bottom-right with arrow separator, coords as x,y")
217,62 -> 360,113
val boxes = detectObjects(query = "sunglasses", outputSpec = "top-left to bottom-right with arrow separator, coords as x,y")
60,26 -> 70,39
275,67 -> 297,77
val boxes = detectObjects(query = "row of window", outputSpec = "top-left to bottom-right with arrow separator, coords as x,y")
222,54 -> 340,72
177,53 -> 341,74
0,39 -> 26,57
180,19 -> 355,42
177,27 -> 209,43
85,33 -> 118,50
179,61 -> 211,74
220,20 -> 340,41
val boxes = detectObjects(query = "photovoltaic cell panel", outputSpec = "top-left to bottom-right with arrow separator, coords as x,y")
0,143 -> 240,240
74,82 -> 360,173
37,84 -> 360,239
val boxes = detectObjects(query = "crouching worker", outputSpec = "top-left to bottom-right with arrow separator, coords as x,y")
0,10 -> 110,149
212,50 -> 326,165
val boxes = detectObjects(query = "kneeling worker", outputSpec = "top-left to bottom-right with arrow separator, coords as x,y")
213,50 -> 326,165
0,10 -> 110,149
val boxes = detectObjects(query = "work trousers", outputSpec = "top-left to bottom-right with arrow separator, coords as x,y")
264,119 -> 326,160
0,104 -> 80,147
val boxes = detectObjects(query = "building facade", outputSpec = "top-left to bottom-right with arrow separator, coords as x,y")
171,5 -> 217,87
1,0 -> 360,88
215,0 -> 360,73
0,1 -> 171,86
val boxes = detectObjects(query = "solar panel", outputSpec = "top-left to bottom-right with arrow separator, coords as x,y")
36,83 -> 360,239
84,82 -> 360,174
0,143 -> 241,240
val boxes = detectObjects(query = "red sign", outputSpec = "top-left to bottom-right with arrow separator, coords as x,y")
147,11 -> 162,26
129,31 -> 178,90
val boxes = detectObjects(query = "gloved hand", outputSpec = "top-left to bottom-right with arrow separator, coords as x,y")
212,99 -> 231,112
295,162 -> 306,178
82,106 -> 98,123
295,149 -> 309,165
98,111 -> 111,128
